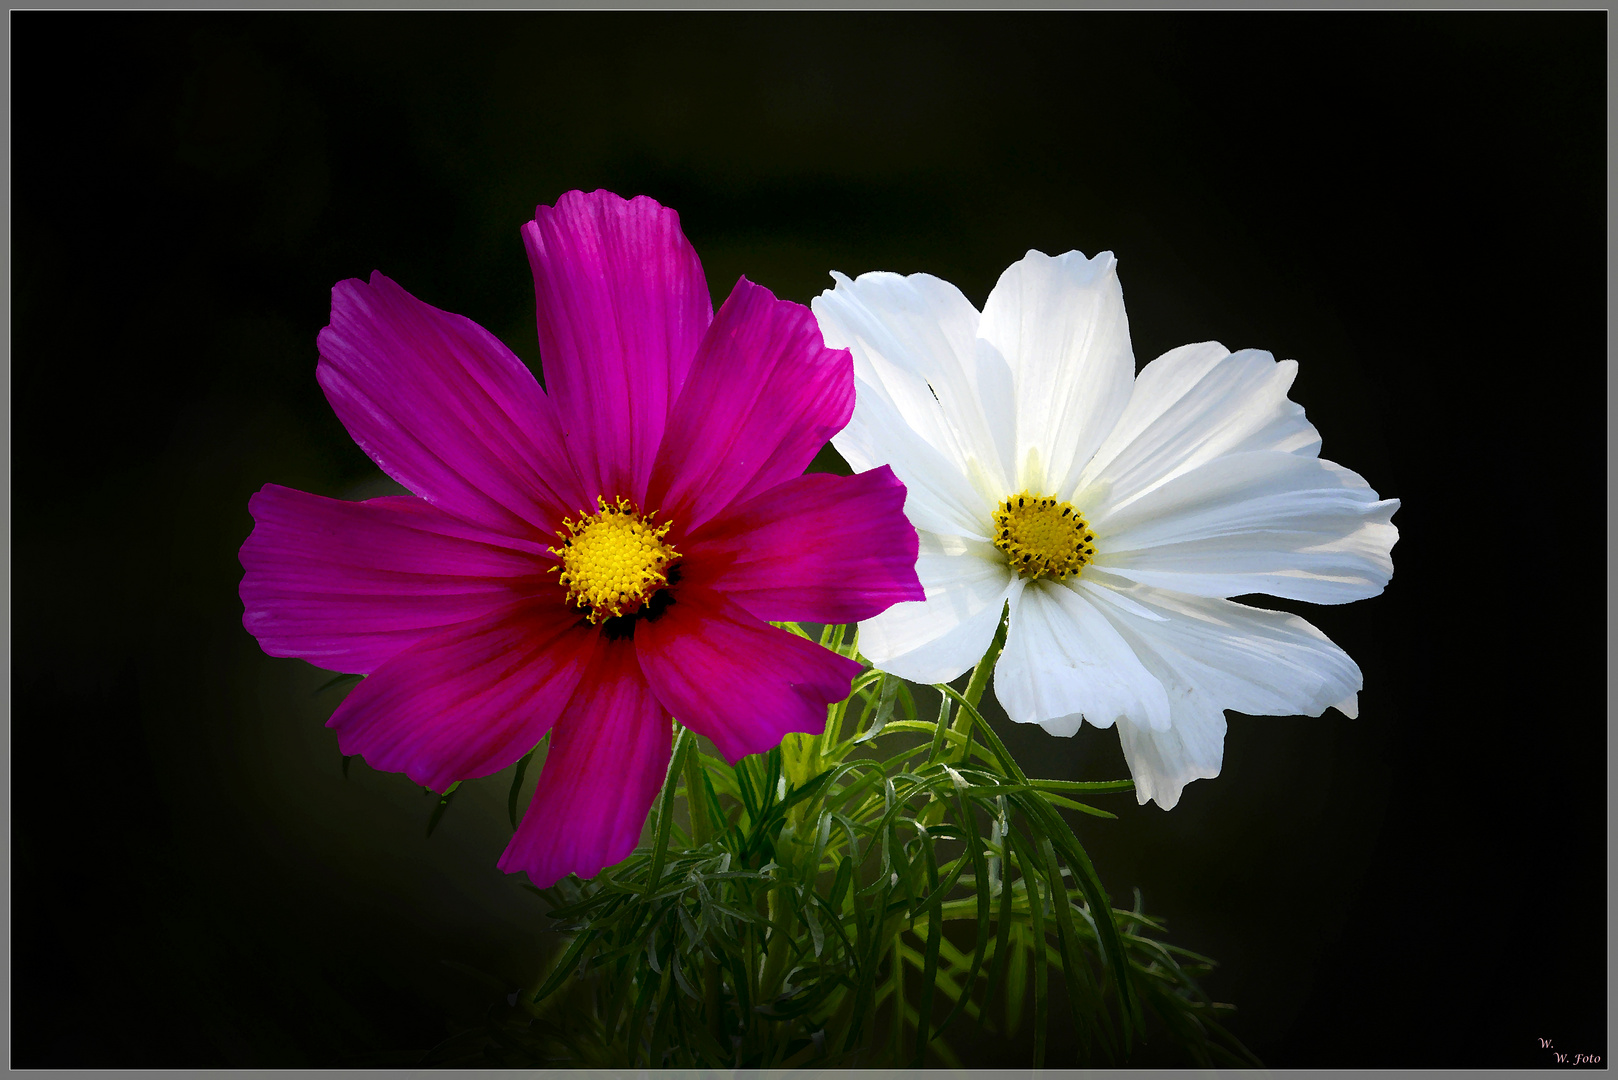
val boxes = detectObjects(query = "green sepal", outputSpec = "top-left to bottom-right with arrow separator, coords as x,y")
507,743 -> 539,830
426,781 -> 461,837
313,672 -> 362,696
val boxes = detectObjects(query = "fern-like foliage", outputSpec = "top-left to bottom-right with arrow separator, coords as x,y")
413,622 -> 1259,1069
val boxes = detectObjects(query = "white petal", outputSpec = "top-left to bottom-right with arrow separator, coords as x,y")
978,250 -> 1135,499
1073,576 -> 1166,622
833,374 -> 995,540
813,272 -> 1015,495
860,532 -> 1016,684
1091,451 -> 1399,604
1085,579 -> 1364,810
1077,344 -> 1322,506
1115,710 -> 1225,811
1081,578 -> 1364,720
993,581 -> 1170,736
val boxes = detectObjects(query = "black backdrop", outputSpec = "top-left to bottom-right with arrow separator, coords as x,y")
13,12 -> 1606,1069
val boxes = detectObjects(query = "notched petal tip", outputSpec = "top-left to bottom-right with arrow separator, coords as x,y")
1010,246 -> 1118,281
1117,715 -> 1223,813
825,269 -> 856,290
715,275 -> 815,334
538,187 -> 675,219
1141,786 -> 1182,811
325,270 -> 414,321
523,186 -> 714,503
1035,711 -> 1085,738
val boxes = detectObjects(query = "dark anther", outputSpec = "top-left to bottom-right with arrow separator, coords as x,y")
599,611 -> 636,640
1018,497 -> 1025,507
598,565 -> 681,641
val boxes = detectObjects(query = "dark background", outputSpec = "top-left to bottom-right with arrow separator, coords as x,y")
12,11 -> 1605,1069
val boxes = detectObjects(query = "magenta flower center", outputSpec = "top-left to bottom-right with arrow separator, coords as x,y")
549,495 -> 682,623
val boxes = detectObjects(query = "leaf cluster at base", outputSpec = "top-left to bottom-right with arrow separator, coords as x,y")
411,624 -> 1260,1069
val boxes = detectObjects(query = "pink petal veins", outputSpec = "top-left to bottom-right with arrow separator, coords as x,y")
317,272 -> 585,535
499,640 -> 672,887
648,276 -> 854,533
682,467 -> 923,625
635,587 -> 862,764
240,485 -> 555,675
524,190 -> 713,507
328,598 -> 597,793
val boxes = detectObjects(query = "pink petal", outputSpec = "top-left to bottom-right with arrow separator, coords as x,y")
328,599 -> 598,793
681,467 -> 923,624
635,587 -> 862,763
499,640 -> 672,886
648,276 -> 855,533
317,272 -> 585,536
240,484 -> 557,674
523,190 -> 713,507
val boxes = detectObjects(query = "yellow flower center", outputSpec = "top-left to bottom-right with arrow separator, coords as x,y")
549,496 -> 681,624
992,490 -> 1096,581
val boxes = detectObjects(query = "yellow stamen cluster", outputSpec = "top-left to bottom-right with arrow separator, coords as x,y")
992,490 -> 1096,581
549,496 -> 680,623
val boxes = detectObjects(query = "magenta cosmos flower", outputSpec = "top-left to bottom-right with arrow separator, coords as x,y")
240,190 -> 923,886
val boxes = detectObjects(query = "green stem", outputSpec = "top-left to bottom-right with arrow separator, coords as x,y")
678,735 -> 727,1048
825,980 -> 859,1061
960,602 -> 1009,711
950,602 -> 1010,760
888,927 -> 906,1064
683,738 -> 712,847
703,953 -> 725,1052
758,886 -> 795,1002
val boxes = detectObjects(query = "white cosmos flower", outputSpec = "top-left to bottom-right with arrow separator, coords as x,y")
811,250 -> 1399,810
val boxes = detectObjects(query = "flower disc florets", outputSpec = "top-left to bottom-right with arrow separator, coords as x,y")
992,490 -> 1095,581
550,496 -> 681,623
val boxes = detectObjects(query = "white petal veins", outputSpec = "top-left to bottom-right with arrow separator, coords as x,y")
1077,344 -> 1322,508
1082,577 -> 1362,808
994,582 -> 1171,735
1081,579 -> 1362,720
858,532 -> 1017,685
1114,709 -> 1226,811
833,376 -> 995,540
813,271 -> 1015,492
978,250 -> 1135,500
1091,452 -> 1399,604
